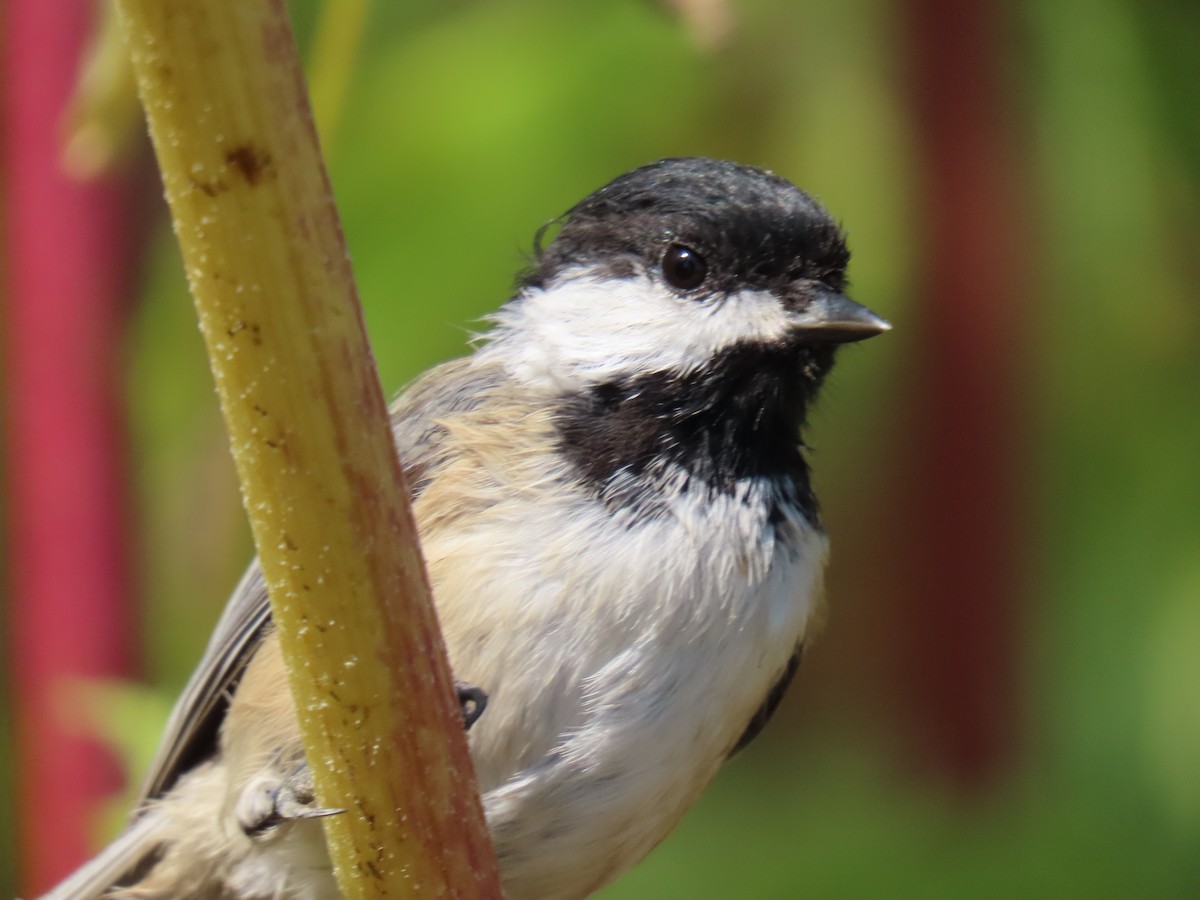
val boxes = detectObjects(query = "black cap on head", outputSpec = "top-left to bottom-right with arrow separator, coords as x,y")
529,157 -> 850,298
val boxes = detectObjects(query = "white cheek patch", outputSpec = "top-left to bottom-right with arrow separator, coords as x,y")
478,269 -> 791,392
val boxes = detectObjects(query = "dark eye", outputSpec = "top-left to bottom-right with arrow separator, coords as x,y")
661,243 -> 707,290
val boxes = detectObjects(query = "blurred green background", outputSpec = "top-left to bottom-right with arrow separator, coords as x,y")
6,0 -> 1200,896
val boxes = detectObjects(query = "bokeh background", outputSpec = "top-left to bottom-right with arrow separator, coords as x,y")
3,0 -> 1200,896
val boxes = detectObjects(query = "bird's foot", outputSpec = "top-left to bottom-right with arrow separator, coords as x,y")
236,682 -> 486,839
238,761 -> 343,839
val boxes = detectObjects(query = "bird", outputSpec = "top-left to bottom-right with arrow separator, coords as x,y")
44,156 -> 889,900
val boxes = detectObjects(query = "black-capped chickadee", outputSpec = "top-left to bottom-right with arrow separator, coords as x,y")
46,157 -> 888,900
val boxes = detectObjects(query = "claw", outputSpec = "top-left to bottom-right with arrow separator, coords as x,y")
274,797 -> 345,822
455,681 -> 488,730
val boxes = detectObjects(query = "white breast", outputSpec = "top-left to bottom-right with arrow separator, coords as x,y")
422,463 -> 827,899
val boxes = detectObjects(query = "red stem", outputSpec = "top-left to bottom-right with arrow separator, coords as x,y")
893,0 -> 1026,786
2,3 -> 142,891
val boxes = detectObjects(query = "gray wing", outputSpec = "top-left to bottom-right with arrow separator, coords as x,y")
135,357 -> 504,807
136,564 -> 271,802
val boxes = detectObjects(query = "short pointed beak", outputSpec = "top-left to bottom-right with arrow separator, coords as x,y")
792,289 -> 891,344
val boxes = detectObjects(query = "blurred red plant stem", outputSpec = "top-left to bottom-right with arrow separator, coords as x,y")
1,2 -> 144,892
893,0 -> 1025,787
